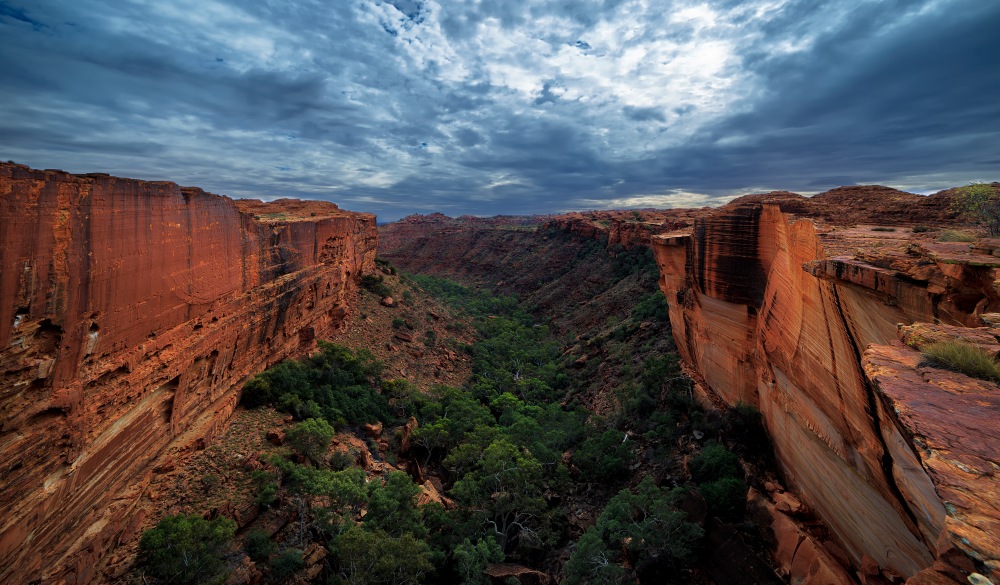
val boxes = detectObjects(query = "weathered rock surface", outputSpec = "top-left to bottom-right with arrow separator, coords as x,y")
651,187 -> 1000,583
0,163 -> 377,584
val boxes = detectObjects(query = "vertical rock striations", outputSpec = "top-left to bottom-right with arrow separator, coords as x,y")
652,193 -> 1000,583
0,163 -> 377,584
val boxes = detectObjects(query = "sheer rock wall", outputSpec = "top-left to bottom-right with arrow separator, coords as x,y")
0,163 -> 377,584
652,199 -> 999,583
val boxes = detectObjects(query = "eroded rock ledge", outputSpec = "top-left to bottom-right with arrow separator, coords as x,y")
0,163 -> 377,584
651,191 -> 1000,584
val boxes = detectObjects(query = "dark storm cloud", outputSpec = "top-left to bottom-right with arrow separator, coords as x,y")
0,0 -> 997,220
648,0 -> 1000,195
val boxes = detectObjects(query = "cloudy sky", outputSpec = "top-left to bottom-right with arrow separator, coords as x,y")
1,0 -> 997,220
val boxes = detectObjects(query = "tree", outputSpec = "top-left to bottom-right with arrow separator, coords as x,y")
564,528 -> 627,585
335,525 -> 433,585
453,538 -> 504,585
451,437 -> 547,552
286,418 -> 335,465
365,471 -> 426,538
952,182 -> 1000,236
138,514 -> 236,585
594,477 -> 703,574
572,429 -> 637,483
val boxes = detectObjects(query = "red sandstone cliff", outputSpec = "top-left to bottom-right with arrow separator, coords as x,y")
0,163 -> 377,584
651,188 -> 999,584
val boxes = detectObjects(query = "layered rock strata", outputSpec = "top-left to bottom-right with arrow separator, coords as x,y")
651,193 -> 999,583
0,163 -> 377,584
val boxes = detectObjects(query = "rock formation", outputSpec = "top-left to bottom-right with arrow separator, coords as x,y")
650,188 -> 1000,583
0,163 -> 377,584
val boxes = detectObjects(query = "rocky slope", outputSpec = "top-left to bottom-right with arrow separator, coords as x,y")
379,212 -> 685,413
0,163 -> 377,584
650,187 -> 1000,584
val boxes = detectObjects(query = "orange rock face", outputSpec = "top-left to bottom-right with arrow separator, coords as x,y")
652,190 -> 1000,583
0,163 -> 377,584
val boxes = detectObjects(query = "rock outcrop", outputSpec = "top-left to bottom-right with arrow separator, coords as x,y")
651,188 -> 1000,583
0,163 -> 377,584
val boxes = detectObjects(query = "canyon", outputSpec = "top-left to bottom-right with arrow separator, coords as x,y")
383,187 -> 1000,585
2,161 -> 998,585
0,163 -> 377,584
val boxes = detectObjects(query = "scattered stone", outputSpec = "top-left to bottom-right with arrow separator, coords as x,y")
399,417 -> 418,455
380,296 -> 395,307
394,331 -> 413,343
407,459 -> 425,485
301,543 -> 328,581
485,564 -> 552,585
152,458 -> 175,474
773,491 -> 806,515
362,422 -> 383,438
225,555 -> 262,585
861,554 -> 880,576
356,447 -> 374,470
265,430 -> 285,446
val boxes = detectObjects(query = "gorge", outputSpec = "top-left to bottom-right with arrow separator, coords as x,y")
1,163 -> 998,585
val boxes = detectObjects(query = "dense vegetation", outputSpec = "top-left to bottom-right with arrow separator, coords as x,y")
140,248 -> 772,584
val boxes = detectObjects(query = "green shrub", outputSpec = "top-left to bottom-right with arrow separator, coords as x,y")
939,229 -> 977,242
572,429 -> 637,483
871,226 -> 896,232
286,418 -> 335,464
911,225 -> 932,233
632,291 -> 670,322
688,442 -> 741,483
269,548 -> 304,583
243,530 -> 277,563
138,514 -> 236,585
922,341 -> 1000,382
698,477 -> 747,521
361,274 -> 393,297
951,182 -> 1000,236
329,450 -> 354,471
375,257 -> 397,275
252,469 -> 279,507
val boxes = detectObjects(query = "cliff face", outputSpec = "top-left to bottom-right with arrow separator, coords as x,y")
651,192 -> 999,583
0,163 -> 377,584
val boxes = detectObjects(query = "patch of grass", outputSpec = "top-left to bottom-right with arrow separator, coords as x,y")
922,340 -> 1000,382
939,229 -> 977,242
